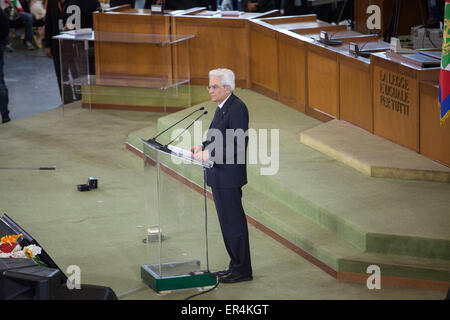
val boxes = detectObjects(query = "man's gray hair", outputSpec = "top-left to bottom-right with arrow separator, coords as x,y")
209,68 -> 235,91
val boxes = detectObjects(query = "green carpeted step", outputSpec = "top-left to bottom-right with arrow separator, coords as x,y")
81,84 -> 210,108
242,185 -> 450,283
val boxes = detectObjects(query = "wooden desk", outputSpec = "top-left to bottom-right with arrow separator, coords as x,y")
337,37 -> 390,132
171,9 -> 279,87
248,15 -> 343,111
419,81 -> 450,167
303,30 -> 389,125
371,52 -> 439,152
260,14 -> 346,34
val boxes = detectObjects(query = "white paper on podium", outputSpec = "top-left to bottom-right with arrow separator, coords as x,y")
167,144 -> 214,168
167,145 -> 194,159
62,28 -> 93,36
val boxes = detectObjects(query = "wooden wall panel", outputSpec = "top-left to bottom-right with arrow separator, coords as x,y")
172,17 -> 250,88
277,34 -> 306,113
249,25 -> 279,99
339,57 -> 373,132
420,82 -> 450,167
307,48 -> 339,118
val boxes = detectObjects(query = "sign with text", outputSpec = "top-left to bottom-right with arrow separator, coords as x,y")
373,65 -> 419,151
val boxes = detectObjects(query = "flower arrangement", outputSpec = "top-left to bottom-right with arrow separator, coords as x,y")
0,234 -> 47,267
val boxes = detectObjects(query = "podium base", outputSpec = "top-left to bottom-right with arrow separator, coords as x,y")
141,261 -> 217,292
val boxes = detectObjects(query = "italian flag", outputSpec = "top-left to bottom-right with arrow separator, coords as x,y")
5,0 -> 23,12
439,0 -> 450,125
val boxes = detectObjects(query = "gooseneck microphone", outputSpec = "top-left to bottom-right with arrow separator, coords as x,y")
147,107 -> 205,145
164,111 -> 209,149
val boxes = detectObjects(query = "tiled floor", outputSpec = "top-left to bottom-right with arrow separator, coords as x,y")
4,38 -> 61,121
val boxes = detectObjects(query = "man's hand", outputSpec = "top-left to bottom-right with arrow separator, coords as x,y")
190,145 -> 203,154
45,47 -> 52,58
193,150 -> 210,162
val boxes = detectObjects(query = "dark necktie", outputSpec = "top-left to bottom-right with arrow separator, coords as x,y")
211,106 -> 222,126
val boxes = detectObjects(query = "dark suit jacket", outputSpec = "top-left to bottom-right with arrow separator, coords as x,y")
67,0 -> 100,29
45,0 -> 65,54
203,93 -> 249,189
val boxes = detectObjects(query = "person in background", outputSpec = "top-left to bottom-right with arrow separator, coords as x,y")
0,7 -> 10,123
242,0 -> 274,12
28,0 -> 46,48
45,0 -> 99,103
1,0 -> 34,49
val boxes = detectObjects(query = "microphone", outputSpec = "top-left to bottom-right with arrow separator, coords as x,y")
349,31 -> 382,58
163,111 -> 208,150
349,42 -> 371,58
147,106 -> 205,145
319,30 -> 342,46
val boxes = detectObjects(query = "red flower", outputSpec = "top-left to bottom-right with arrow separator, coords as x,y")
0,242 -> 18,253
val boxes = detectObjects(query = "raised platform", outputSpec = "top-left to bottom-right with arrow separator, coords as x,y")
126,89 -> 450,291
80,84 -> 210,112
300,120 -> 450,183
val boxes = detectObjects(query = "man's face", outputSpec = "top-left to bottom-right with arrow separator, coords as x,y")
208,76 -> 231,104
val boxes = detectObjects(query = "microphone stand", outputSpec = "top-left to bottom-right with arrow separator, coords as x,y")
163,111 -> 208,150
146,107 -> 205,146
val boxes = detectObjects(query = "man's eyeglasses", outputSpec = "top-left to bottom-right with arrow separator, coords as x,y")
206,85 -> 225,90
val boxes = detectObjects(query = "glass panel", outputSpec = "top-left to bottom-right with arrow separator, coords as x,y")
58,39 -> 90,108
54,32 -> 193,113
142,141 -> 210,279
55,32 -> 194,45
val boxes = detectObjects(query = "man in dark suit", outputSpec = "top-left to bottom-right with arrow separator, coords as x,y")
191,68 -> 252,284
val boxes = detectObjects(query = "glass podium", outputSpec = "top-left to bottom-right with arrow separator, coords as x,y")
140,137 -> 217,292
53,31 -> 194,113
